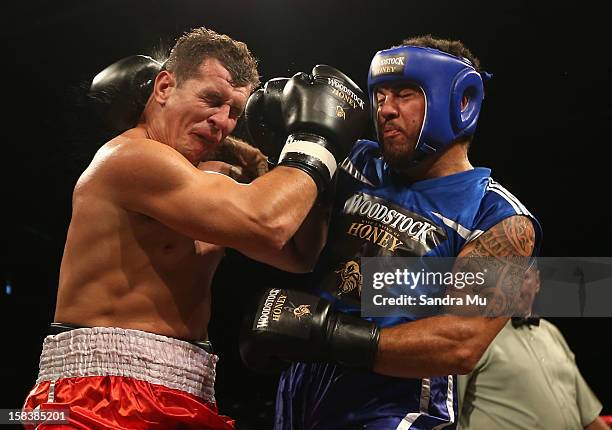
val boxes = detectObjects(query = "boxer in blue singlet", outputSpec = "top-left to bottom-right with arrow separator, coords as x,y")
241,35 -> 542,430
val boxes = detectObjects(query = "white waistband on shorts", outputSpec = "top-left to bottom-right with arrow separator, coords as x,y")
36,326 -> 218,403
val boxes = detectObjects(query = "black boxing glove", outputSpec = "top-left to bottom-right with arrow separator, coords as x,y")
244,77 -> 289,165
278,65 -> 368,192
240,288 -> 379,372
88,55 -> 162,133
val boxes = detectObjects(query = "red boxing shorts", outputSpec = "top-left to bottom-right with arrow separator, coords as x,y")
23,326 -> 235,429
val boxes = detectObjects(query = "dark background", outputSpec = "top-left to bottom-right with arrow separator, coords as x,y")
1,0 -> 611,427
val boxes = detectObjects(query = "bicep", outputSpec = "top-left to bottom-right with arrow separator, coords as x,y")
239,203 -> 330,273
451,215 -> 536,317
459,214 -> 536,259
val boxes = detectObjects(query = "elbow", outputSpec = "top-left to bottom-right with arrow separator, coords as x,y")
451,323 -> 492,374
267,224 -> 293,251
453,347 -> 483,374
249,212 -> 293,251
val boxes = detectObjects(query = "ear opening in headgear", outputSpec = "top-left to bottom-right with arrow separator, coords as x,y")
450,69 -> 485,136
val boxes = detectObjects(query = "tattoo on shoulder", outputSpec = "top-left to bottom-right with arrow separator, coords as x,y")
451,216 -> 536,316
472,215 -> 535,258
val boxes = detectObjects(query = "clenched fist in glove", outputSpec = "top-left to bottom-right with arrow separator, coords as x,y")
240,288 -> 380,372
245,65 -> 368,192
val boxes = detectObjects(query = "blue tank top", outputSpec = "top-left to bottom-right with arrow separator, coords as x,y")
275,140 -> 542,430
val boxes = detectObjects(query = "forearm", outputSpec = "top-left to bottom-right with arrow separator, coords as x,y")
287,202 -> 329,270
239,201 -> 329,272
373,315 -> 507,378
230,166 -> 319,253
371,215 -> 535,378
283,178 -> 336,271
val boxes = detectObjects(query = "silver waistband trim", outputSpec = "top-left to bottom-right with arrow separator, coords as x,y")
36,326 -> 217,402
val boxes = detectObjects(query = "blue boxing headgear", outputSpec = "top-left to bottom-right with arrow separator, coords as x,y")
368,45 -> 491,163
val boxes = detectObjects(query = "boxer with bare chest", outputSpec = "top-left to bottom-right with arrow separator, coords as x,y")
23,27 -> 368,429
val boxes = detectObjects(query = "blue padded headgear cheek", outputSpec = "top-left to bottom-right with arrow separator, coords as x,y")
450,68 -> 485,137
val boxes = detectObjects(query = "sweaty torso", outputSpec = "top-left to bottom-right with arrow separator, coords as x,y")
54,137 -> 224,341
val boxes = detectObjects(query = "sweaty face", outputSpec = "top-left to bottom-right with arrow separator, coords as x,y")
162,58 -> 251,164
375,83 -> 425,169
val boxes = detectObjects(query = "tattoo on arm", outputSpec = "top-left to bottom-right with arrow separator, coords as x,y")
451,216 -> 536,316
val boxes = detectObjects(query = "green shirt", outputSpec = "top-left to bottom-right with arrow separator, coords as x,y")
458,320 -> 602,429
